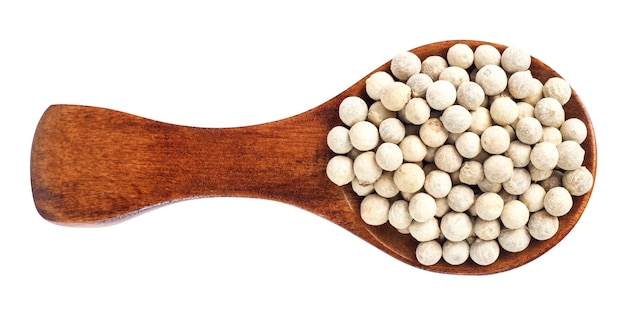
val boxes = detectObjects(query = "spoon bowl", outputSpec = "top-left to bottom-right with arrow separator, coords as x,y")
30,40 -> 596,275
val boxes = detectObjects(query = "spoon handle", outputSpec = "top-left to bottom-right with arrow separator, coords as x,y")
30,104 -> 346,224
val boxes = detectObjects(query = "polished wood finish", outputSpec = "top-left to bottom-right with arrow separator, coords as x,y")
30,40 -> 596,274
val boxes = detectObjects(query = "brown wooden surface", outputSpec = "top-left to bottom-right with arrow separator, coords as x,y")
30,40 -> 597,275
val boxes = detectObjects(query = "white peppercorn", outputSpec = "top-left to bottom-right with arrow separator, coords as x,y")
419,118 -> 449,148
455,132 -> 482,159
400,97 -> 430,125
457,81 -> 485,111
503,168 -> 531,195
353,151 -> 382,185
473,44 -> 501,69
339,96 -> 368,127
439,66 -> 470,88
474,218 -> 501,240
378,117 -> 406,144
514,101 -> 535,127
388,199 -> 412,230
501,46 -> 531,73
434,144 -> 463,173
349,121 -> 380,151
424,169 -> 452,199
504,125 -> 515,141
540,126 -> 563,145
367,101 -> 396,126
447,184 -> 475,212
326,155 -> 355,186
483,155 -> 514,184
544,186 -> 573,216
447,43 -> 474,69
423,146 -> 437,163
400,191 -> 416,202
489,90 -> 513,103
556,140 -> 585,170
472,150 -> 491,163
530,141 -> 559,171
435,197 -> 450,218
490,97 -> 519,126
406,73 -> 433,98
474,192 -> 504,221
327,125 -> 353,154
393,163 -> 425,193
528,210 -> 559,240
535,97 -> 565,128
498,190 -> 518,204
505,140 -> 532,167
475,64 -> 508,96
470,239 -> 500,266
459,160 -> 484,185
351,178 -> 374,196
376,142 -> 404,171
562,166 -> 594,196
543,77 -> 572,105
501,200 -> 530,229
409,217 -> 441,242
409,192 -> 437,222
426,80 -> 457,111
360,193 -> 390,226
528,163 -> 553,182
466,197 -> 479,217
440,212 -> 473,242
415,240 -> 443,266
442,240 -> 470,265
498,227 -> 531,253
519,183 -> 546,212
560,118 -> 587,144
477,177 -> 502,193
373,171 -> 400,198
446,131 -> 462,145
540,170 -> 563,192
421,55 -> 448,81
391,51 -> 421,81
515,117 -> 543,145
522,78 -> 545,105
481,125 -> 511,155
469,107 -> 492,135
397,227 -> 410,235
399,135 -> 428,162
440,105 -> 472,133
365,71 -> 395,101
507,70 -> 534,99
380,81 -> 412,111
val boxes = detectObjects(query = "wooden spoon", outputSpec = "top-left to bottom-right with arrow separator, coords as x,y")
30,40 -> 596,275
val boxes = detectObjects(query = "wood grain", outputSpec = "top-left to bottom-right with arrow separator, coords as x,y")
30,40 -> 597,274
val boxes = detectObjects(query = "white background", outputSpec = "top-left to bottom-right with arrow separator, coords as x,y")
1,1 -> 622,315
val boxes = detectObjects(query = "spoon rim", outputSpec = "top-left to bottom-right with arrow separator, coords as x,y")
338,39 -> 597,275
